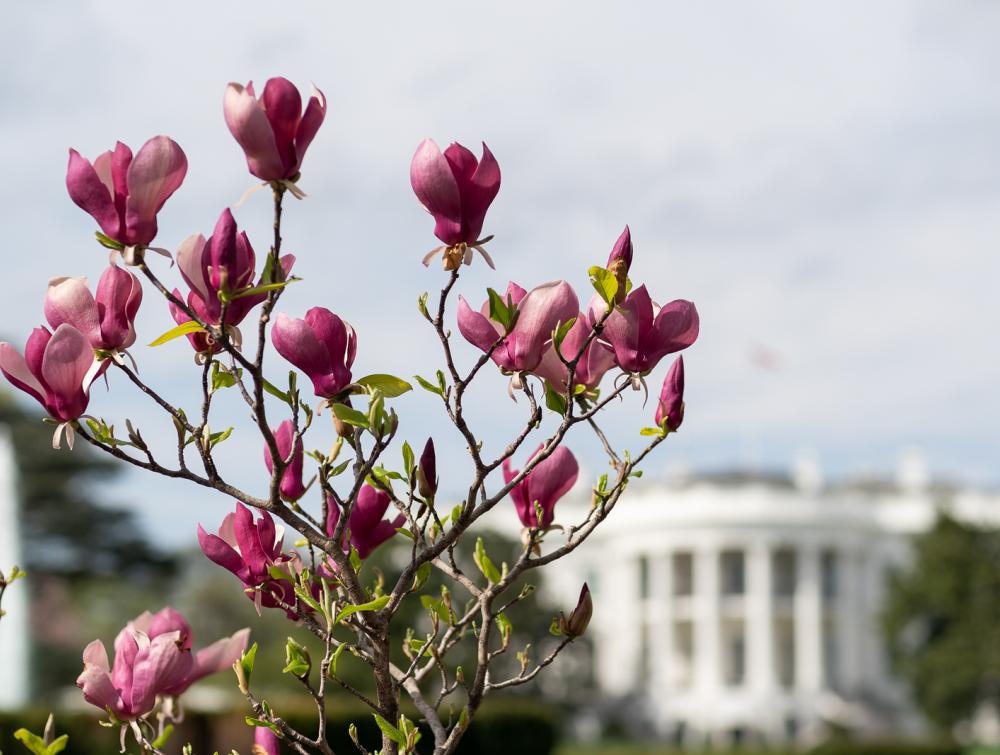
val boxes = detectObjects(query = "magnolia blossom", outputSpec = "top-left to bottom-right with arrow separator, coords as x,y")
271,307 -> 356,400
224,78 -> 326,182
253,727 -> 281,755
0,325 -> 94,448
66,136 -> 187,250
172,209 -> 295,357
592,285 -> 699,375
503,445 -> 579,529
44,265 -> 142,356
327,485 -> 404,560
457,281 -> 579,379
532,314 -> 615,395
76,607 -> 248,722
558,584 -> 593,638
417,438 -> 438,499
655,356 -> 685,431
198,503 -> 304,617
263,420 -> 307,502
410,139 -> 500,268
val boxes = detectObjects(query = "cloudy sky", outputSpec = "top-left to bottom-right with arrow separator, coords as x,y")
1,1 -> 998,545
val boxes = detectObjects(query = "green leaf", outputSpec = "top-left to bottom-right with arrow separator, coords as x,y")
451,503 -> 463,525
150,725 -> 174,750
396,527 -> 415,541
244,717 -> 280,734
412,561 -> 432,591
357,374 -> 413,398
230,278 -> 299,300
335,595 -> 391,624
486,287 -> 515,332
401,441 -> 415,479
206,427 -> 234,450
329,642 -> 348,677
417,292 -> 430,320
262,378 -> 291,405
283,637 -> 312,678
420,595 -> 449,624
331,403 -> 369,429
148,320 -> 206,347
239,643 -> 258,687
544,383 -> 567,414
210,361 -> 242,391
587,265 -> 618,307
474,537 -> 502,584
94,231 -> 125,251
373,715 -> 405,746
14,729 -> 48,755
552,317 -> 577,355
550,616 -> 565,636
639,426 -> 666,437
496,612 -> 512,643
414,374 -> 444,397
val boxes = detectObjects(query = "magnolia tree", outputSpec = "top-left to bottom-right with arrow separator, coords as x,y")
0,77 -> 699,755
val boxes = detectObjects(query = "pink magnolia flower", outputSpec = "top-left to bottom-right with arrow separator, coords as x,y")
503,445 -> 579,529
66,136 -> 187,248
263,420 -> 307,502
532,314 -> 615,394
327,485 -> 404,560
271,308 -> 356,400
172,209 -> 295,357
198,503 -> 304,617
76,607 -> 248,721
592,285 -> 699,375
607,226 -> 633,274
224,78 -> 326,182
457,280 -> 579,377
410,139 -> 500,268
0,325 -> 94,446
44,265 -> 142,355
253,727 -> 281,755
655,355 -> 685,431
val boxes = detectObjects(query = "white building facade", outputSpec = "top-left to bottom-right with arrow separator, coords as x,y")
0,429 -> 29,709
546,457 -> 1000,746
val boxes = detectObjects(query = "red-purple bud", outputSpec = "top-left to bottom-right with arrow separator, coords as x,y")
271,308 -> 356,400
410,139 -> 501,248
263,420 -> 307,502
558,583 -> 593,638
655,356 -> 685,431
326,486 -> 404,560
417,438 -> 438,498
224,78 -> 327,182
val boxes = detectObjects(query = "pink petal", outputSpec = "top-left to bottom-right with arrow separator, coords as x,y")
176,233 -> 211,301
189,627 -> 250,683
261,77 -> 302,175
507,281 -> 579,372
410,139 -> 463,244
39,324 -> 92,421
124,136 -> 187,246
95,266 -> 142,350
224,83 -> 285,181
457,296 -> 509,366
66,149 -> 120,239
0,342 -> 46,404
294,84 -> 327,168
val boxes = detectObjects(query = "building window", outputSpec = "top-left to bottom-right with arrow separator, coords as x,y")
823,617 -> 839,691
673,551 -> 693,596
672,620 -> 694,688
638,555 -> 650,600
773,548 -> 797,597
722,619 -> 746,686
720,549 -> 745,595
821,549 -> 838,600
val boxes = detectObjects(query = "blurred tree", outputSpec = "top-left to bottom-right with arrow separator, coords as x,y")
883,512 -> 1000,731
0,391 -> 176,694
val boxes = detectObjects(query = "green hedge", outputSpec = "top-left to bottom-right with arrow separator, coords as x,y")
0,699 -> 558,755
810,741 -> 963,755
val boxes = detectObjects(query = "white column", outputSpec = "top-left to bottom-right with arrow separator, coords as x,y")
0,430 -> 29,709
795,544 -> 823,691
838,545 -> 863,693
595,552 -> 640,695
747,541 -> 774,692
694,545 -> 720,699
650,552 -> 672,694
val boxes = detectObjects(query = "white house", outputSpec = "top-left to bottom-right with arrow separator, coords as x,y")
544,450 -> 1000,746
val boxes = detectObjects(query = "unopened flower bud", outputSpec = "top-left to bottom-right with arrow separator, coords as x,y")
606,226 -> 632,305
417,438 -> 438,499
655,356 -> 685,432
252,726 -> 280,755
558,583 -> 593,638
